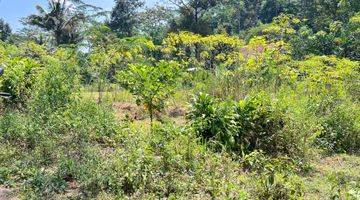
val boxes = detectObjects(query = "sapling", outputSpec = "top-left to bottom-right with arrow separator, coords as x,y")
119,60 -> 181,127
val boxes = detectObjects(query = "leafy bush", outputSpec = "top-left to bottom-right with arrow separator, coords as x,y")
188,92 -> 306,156
42,123 -> 249,199
234,94 -> 285,154
187,93 -> 237,150
0,99 -> 120,198
317,103 -> 360,153
162,32 -> 245,70
29,49 -> 79,114
0,110 -> 41,149
253,172 -> 304,200
327,171 -> 360,200
0,58 -> 40,107
0,47 -> 119,197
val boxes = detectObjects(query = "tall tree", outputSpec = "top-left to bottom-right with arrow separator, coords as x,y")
169,0 -> 218,35
138,5 -> 174,44
207,0 -> 264,34
239,0 -> 262,30
0,19 -> 12,41
108,0 -> 144,37
25,0 -> 98,45
259,0 -> 283,23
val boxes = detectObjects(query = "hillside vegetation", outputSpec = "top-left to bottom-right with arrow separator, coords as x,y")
0,0 -> 359,199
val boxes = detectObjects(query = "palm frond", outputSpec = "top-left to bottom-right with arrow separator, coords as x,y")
35,5 -> 47,15
70,0 -> 102,11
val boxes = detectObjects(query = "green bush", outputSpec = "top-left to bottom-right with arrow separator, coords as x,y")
234,94 -> 286,154
188,92 -> 304,156
187,93 -> 237,150
118,60 -> 181,125
327,171 -> 360,200
253,172 -> 304,200
0,58 -> 40,107
60,123 -> 248,199
317,103 -> 360,153
0,110 -> 41,149
29,49 -> 79,114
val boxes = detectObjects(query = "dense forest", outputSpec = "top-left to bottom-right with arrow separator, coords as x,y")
0,0 -> 359,199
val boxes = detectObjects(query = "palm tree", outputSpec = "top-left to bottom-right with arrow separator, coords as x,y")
25,0 -> 88,45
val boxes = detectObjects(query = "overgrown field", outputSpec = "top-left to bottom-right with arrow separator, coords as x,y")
0,13 -> 360,200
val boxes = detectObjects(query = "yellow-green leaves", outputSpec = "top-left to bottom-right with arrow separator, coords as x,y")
118,61 -> 181,124
162,32 -> 245,70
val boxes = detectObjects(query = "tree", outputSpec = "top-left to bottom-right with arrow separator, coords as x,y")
259,0 -> 284,23
86,25 -> 157,103
108,0 -> 144,37
341,12 -> 360,60
138,5 -> 175,44
204,0 -> 270,34
87,25 -> 119,103
0,19 -> 12,41
118,61 -> 181,126
12,26 -> 51,45
238,0 -> 262,30
169,0 -> 218,35
25,0 -> 98,45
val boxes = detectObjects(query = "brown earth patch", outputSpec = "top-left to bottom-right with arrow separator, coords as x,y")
166,106 -> 187,118
0,188 -> 17,200
113,103 -> 187,121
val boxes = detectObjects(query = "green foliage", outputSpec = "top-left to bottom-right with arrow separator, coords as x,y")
119,61 -> 181,123
188,92 -> 307,157
0,58 -> 40,107
234,94 -> 286,154
317,103 -> 360,153
162,32 -> 245,70
240,150 -> 305,199
169,0 -> 218,35
0,19 -> 12,42
187,93 -> 237,149
0,98 -> 119,197
327,171 -> 360,200
253,172 -> 304,200
289,56 -> 360,102
0,110 -> 40,149
108,0 -> 144,37
71,124 -> 249,199
25,0 -> 88,45
30,49 -> 80,113
1,2 -> 359,199
138,5 -> 174,44
85,25 -> 156,102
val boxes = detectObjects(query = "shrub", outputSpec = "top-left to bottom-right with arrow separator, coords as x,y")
253,172 -> 304,200
188,92 -> 309,157
0,58 -> 40,107
187,93 -> 237,150
56,99 -> 119,142
234,94 -> 286,154
0,110 -> 41,149
0,100 -> 120,198
317,103 -> 360,153
29,49 -> 79,114
327,171 -> 360,200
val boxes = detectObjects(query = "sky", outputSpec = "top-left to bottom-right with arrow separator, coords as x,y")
0,0 -> 158,31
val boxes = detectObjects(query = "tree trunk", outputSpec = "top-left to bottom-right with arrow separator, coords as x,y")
98,75 -> 102,104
